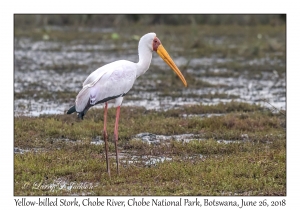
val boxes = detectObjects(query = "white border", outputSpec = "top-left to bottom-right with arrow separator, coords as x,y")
2,0 -> 298,208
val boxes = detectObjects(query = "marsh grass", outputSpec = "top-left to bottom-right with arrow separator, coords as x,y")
14,102 -> 286,195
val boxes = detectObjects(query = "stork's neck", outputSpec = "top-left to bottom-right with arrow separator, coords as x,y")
136,45 -> 153,78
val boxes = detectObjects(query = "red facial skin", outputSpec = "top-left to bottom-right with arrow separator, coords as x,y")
152,37 -> 161,51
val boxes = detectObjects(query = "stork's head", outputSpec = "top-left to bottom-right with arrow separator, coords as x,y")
140,33 -> 188,87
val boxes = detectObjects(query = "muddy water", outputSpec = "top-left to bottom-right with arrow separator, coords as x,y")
14,29 -> 286,116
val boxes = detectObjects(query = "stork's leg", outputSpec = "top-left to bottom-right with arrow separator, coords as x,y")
114,106 -> 121,175
103,102 -> 110,177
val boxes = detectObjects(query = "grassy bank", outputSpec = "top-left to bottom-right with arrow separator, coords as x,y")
14,102 -> 286,195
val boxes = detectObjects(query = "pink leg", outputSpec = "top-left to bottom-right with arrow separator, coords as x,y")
103,102 -> 110,177
114,106 -> 121,175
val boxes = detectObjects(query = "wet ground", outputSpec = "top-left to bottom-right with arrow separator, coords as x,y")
14,26 -> 286,116
13,132 -> 245,170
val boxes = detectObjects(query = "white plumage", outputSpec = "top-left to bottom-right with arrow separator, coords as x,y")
76,60 -> 137,112
69,33 -> 161,117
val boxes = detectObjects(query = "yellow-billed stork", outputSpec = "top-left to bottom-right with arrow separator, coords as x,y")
67,32 -> 187,176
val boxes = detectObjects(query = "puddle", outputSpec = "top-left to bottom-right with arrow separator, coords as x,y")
144,156 -> 172,166
14,99 -> 69,116
133,133 -> 200,144
14,147 -> 46,154
121,155 -> 173,166
133,133 -> 245,144
120,151 -> 208,167
199,76 -> 286,110
217,140 -> 240,144
89,133 -> 201,146
90,136 -> 104,145
182,113 -> 225,118
14,147 -> 30,154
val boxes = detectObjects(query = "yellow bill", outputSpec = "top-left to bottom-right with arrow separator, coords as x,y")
156,45 -> 187,87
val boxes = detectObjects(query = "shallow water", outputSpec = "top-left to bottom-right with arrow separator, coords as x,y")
14,28 -> 286,116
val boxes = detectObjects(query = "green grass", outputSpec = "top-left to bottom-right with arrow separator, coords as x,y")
14,102 -> 286,195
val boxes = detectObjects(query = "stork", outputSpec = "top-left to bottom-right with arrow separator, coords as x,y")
67,32 -> 187,176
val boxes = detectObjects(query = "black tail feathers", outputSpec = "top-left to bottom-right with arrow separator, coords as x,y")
67,105 -> 76,114
67,105 -> 86,120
